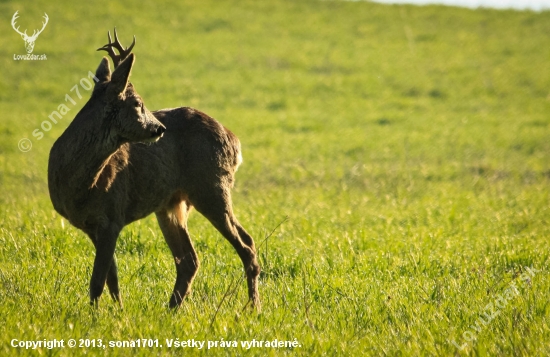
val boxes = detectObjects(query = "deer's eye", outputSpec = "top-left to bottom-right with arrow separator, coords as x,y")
135,101 -> 142,108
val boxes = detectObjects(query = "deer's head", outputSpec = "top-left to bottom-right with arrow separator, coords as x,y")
93,30 -> 165,144
11,11 -> 48,54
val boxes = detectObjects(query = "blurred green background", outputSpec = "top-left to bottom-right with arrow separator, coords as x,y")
0,0 -> 549,355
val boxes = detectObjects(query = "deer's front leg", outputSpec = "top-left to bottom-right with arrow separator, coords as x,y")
106,254 -> 123,307
90,223 -> 122,307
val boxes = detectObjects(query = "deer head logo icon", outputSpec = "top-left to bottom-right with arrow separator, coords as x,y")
11,11 -> 49,54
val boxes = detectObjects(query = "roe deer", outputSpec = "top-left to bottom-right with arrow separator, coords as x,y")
47,29 -> 260,310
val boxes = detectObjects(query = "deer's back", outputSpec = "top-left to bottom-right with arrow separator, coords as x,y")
145,107 -> 242,191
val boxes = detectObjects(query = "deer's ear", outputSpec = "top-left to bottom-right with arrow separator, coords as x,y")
109,53 -> 135,96
95,57 -> 111,83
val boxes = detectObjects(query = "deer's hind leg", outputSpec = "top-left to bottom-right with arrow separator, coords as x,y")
156,192 -> 199,308
190,187 -> 261,311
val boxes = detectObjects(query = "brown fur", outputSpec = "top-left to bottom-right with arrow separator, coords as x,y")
91,146 -> 129,191
48,47 -> 260,310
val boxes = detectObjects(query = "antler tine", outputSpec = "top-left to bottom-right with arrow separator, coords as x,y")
127,35 -> 136,53
112,28 -> 136,55
97,31 -> 119,66
41,13 -> 49,28
97,28 -> 136,68
113,27 -> 121,49
32,13 -> 49,38
11,10 -> 28,37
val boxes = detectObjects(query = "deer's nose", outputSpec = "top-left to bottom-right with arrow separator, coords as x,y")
153,126 -> 165,138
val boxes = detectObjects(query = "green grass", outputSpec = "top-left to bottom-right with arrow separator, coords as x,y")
1,0 -> 549,355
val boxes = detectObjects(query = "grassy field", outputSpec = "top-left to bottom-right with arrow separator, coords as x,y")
1,0 -> 549,355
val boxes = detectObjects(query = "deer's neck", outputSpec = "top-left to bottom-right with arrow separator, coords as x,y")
50,113 -> 128,194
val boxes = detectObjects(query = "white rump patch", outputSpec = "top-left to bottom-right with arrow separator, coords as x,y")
236,151 -> 243,171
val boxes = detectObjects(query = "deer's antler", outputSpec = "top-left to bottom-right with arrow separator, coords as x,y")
31,13 -> 49,39
11,11 -> 28,38
97,28 -> 136,68
11,11 -> 49,40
